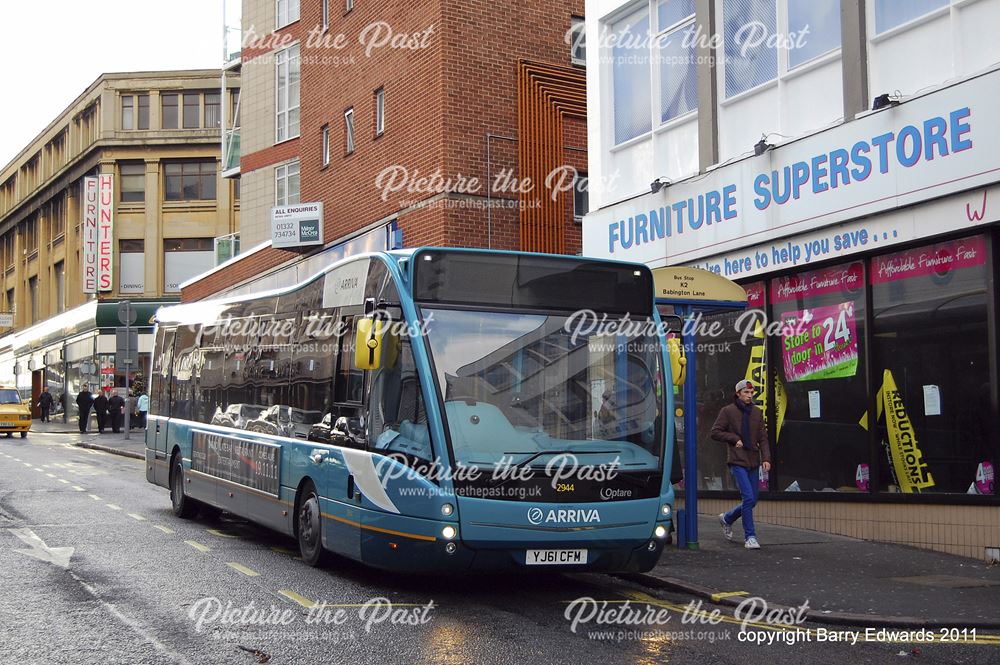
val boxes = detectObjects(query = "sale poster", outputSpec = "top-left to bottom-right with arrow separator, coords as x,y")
780,301 -> 859,381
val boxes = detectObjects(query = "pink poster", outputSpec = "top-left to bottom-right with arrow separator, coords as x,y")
780,301 -> 859,381
872,235 -> 986,284
770,262 -> 864,303
745,281 -> 765,309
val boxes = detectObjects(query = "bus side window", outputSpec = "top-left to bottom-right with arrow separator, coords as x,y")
331,317 -> 367,449
369,339 -> 430,461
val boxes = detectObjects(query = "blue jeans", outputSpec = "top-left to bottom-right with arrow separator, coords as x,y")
724,465 -> 759,540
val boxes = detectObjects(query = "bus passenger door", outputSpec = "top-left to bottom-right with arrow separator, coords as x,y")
148,328 -> 175,486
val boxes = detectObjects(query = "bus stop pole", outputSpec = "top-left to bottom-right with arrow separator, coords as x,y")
681,305 -> 699,550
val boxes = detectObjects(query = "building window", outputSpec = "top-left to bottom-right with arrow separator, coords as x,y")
162,94 -> 179,129
657,0 -> 697,122
874,0 -> 948,34
205,93 -> 221,127
573,171 -> 589,221
164,161 -> 217,201
870,235 -> 990,494
276,0 -> 300,28
28,276 -> 38,324
54,261 -> 65,313
120,163 -> 145,203
183,93 -> 200,129
276,45 -> 301,142
122,96 -> 134,130
771,261 -> 867,492
124,93 -> 150,130
374,88 -> 385,136
322,0 -> 329,29
344,108 -> 355,154
723,0 -> 842,98
611,6 -> 651,143
723,0 -> 778,97
570,16 -> 586,66
787,0 -> 842,68
163,238 -> 215,292
137,93 -> 149,129
5,288 -> 13,311
275,160 -> 300,205
322,125 -> 330,167
119,240 -> 145,294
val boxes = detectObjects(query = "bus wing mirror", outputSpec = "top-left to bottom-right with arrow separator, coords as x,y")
354,317 -> 399,371
666,335 -> 687,386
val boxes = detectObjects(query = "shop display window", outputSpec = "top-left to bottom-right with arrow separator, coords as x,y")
871,235 -> 992,494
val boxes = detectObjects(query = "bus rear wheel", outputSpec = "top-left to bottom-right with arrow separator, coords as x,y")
171,456 -> 199,519
297,482 -> 327,567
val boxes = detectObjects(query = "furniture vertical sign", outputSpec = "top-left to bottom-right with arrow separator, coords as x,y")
82,175 -> 115,293
82,177 -> 98,293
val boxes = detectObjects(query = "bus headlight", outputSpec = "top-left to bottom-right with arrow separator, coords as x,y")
654,525 -> 668,539
441,525 -> 457,540
660,504 -> 671,518
441,503 -> 454,517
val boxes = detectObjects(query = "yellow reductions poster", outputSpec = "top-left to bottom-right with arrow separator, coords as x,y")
859,370 -> 935,493
744,320 -> 786,441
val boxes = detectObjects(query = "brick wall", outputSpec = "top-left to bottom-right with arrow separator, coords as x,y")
186,0 -> 586,300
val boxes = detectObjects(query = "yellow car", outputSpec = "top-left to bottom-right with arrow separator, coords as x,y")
0,387 -> 31,438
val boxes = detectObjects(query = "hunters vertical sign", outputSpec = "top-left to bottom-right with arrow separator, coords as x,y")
97,174 -> 114,291
82,175 -> 114,293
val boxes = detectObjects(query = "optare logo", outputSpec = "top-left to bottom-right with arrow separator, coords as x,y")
527,508 -> 601,525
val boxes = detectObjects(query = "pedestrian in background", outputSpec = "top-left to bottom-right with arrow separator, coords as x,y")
137,390 -> 149,429
108,390 -> 125,434
93,389 -> 109,433
712,379 -> 771,550
38,386 -> 54,422
76,385 -> 94,433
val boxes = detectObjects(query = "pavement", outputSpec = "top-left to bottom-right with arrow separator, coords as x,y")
23,417 -> 1000,630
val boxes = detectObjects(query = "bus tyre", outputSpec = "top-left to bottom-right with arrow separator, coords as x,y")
297,482 -> 327,567
21,431 -> 27,438
171,456 -> 199,519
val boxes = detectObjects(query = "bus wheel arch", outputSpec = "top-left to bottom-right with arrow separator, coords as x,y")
294,478 -> 327,567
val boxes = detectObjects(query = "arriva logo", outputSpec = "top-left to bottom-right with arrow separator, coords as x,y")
527,508 -> 601,525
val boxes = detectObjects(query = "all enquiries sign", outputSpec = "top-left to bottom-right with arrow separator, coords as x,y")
271,203 -> 324,249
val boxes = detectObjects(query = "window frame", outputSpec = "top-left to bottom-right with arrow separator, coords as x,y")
122,95 -> 134,130
276,0 -> 300,28
344,108 -> 355,154
164,161 -> 218,201
119,162 -> 146,204
570,16 -> 587,66
162,93 -> 179,129
274,160 -> 301,206
321,124 -> 331,167
275,44 -> 301,143
374,88 -> 385,136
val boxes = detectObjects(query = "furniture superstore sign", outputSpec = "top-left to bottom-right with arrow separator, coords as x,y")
583,71 -> 1000,273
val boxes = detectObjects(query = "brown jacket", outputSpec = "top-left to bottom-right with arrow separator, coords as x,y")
710,399 -> 771,468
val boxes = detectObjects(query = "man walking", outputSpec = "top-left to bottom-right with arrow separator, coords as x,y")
38,386 -> 54,422
108,390 -> 125,434
93,389 -> 109,434
712,379 -> 771,550
76,385 -> 94,433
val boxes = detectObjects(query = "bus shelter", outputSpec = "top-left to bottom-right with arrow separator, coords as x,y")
652,266 -> 748,550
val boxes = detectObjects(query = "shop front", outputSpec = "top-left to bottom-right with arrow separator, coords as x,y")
0,301 -> 165,423
583,70 -> 1000,559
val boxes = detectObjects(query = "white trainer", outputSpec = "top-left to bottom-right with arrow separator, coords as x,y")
745,536 -> 760,549
719,513 -> 733,541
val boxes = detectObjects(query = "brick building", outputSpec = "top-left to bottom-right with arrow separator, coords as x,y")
184,0 -> 587,301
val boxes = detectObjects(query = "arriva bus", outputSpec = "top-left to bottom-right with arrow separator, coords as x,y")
145,248 -> 677,572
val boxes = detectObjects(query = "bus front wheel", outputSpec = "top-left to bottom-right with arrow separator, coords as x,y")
297,481 -> 327,567
171,456 -> 199,519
